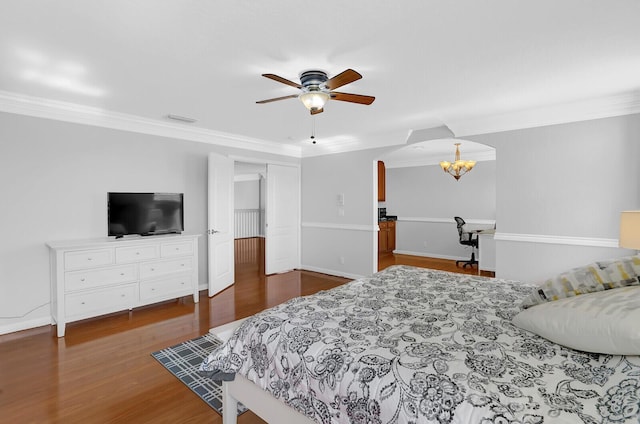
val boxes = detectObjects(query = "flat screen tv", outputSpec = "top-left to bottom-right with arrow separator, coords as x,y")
108,192 -> 184,237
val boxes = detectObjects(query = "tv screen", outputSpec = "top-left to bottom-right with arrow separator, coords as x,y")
108,192 -> 184,237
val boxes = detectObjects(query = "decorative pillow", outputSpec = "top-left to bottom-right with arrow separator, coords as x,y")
596,255 -> 640,286
513,286 -> 640,355
519,255 -> 640,309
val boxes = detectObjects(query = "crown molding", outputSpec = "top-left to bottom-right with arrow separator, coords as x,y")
3,89 -> 639,158
384,149 -> 496,169
300,130 -> 409,158
0,90 -> 302,158
448,91 -> 640,137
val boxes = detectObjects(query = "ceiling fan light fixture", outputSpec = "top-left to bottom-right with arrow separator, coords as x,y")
299,90 -> 330,111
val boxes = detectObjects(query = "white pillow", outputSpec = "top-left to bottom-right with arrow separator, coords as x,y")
513,286 -> 640,355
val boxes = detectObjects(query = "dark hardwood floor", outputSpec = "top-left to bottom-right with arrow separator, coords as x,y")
0,238 -> 491,423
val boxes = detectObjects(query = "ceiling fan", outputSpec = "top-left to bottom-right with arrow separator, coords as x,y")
256,69 -> 375,115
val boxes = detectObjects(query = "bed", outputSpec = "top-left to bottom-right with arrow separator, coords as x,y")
200,265 -> 640,424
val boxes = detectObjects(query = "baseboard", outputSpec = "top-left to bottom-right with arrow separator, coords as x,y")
0,317 -> 52,336
392,250 -> 467,262
300,265 -> 364,280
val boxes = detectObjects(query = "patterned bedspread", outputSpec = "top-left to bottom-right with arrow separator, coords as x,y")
200,265 -> 640,423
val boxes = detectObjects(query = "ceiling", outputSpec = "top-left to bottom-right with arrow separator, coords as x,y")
1,1 -> 639,158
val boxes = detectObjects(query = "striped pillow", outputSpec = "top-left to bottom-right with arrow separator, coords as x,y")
519,255 -> 640,309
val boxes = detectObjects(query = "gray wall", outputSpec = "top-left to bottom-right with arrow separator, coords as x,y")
234,180 -> 260,209
301,147 -> 390,278
301,113 -> 640,281
469,113 -> 640,281
385,161 -> 496,259
0,112 -> 297,334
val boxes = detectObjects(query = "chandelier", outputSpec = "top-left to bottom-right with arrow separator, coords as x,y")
439,143 -> 476,181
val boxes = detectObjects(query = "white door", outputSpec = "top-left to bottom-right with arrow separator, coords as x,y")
207,153 -> 234,296
265,164 -> 300,274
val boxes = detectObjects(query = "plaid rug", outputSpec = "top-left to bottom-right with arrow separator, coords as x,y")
151,333 -> 246,416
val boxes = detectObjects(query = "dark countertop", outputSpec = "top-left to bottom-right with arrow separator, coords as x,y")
379,216 -> 397,222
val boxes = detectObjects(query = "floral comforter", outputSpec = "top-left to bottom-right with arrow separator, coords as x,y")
200,265 -> 640,423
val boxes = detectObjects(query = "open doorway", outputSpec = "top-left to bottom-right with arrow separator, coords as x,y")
376,138 -> 496,274
207,153 -> 301,297
234,162 -> 266,277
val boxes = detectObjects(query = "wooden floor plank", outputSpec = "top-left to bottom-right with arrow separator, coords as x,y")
0,238 -> 489,423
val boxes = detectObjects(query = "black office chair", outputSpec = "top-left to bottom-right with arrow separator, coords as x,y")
454,217 -> 478,268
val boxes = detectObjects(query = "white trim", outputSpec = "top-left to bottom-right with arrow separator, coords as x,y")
398,217 -> 496,226
392,250 -> 466,262
0,317 -> 51,336
494,232 -> 619,248
234,174 -> 261,182
449,91 -> 640,137
384,150 -> 496,169
300,265 -> 364,280
301,222 -> 377,232
2,90 -> 640,159
0,90 -> 302,158
229,155 -> 300,168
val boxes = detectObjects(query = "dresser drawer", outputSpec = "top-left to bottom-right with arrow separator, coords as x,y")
65,284 -> 137,320
115,245 -> 158,263
139,257 -> 192,280
65,265 -> 137,292
65,249 -> 113,270
161,241 -> 193,257
140,275 -> 193,301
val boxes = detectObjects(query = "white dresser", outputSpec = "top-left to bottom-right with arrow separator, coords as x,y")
47,234 -> 200,337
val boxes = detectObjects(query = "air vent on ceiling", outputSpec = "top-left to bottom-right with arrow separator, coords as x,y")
166,114 -> 197,123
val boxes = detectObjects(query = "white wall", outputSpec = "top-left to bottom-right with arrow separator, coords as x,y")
385,161 -> 496,259
300,113 -> 640,281
0,112 -> 297,334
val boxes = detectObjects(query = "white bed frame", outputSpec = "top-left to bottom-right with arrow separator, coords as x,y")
210,320 -> 314,424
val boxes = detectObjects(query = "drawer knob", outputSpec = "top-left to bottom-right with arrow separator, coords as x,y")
136,252 -> 140,255
121,294 -> 125,297
120,273 -> 125,276
181,263 -> 185,267
175,247 -> 179,251
150,268 -> 155,271
80,278 -> 85,282
181,282 -> 185,285
81,301 -> 85,305
87,258 -> 92,261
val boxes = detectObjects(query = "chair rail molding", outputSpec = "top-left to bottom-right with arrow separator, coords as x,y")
398,217 -> 496,226
494,232 -> 619,248
302,222 -> 377,232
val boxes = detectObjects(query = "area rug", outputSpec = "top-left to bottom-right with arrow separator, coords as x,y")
151,333 -> 247,416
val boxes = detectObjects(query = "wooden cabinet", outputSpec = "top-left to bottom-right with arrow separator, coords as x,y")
378,220 -> 396,253
47,234 -> 200,337
377,161 -> 386,201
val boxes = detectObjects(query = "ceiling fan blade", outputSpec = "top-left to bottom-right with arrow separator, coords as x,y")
256,94 -> 298,104
262,74 -> 302,89
325,69 -> 362,90
331,92 -> 375,105
310,108 -> 324,115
